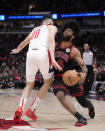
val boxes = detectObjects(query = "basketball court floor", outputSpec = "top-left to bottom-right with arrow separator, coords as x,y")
0,88 -> 105,131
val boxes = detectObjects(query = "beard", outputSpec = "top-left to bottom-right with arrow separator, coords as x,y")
62,35 -> 72,41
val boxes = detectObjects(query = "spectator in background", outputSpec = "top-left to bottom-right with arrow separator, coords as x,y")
82,43 -> 96,96
98,81 -> 105,95
7,76 -> 15,88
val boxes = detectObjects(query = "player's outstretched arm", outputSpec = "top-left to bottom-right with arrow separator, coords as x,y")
48,25 -> 62,71
11,33 -> 31,54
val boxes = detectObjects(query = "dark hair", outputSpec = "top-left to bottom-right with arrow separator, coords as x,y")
42,15 -> 53,21
60,20 -> 79,36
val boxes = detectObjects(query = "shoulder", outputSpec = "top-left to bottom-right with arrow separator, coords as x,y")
48,25 -> 57,31
89,50 -> 94,56
71,47 -> 81,58
72,47 -> 81,55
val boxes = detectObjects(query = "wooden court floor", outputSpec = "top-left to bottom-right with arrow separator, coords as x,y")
0,88 -> 105,131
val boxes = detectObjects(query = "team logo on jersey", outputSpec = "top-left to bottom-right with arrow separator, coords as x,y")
66,48 -> 70,52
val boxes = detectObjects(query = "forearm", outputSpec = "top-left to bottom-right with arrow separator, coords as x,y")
17,41 -> 27,52
48,25 -> 57,61
48,42 -> 55,61
17,33 -> 30,52
81,62 -> 88,73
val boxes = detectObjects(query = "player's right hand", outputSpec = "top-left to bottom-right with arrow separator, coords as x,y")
78,72 -> 87,84
52,60 -> 62,71
10,49 -> 20,54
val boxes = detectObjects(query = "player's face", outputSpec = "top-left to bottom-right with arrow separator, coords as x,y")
63,28 -> 74,41
84,44 -> 89,51
63,28 -> 73,36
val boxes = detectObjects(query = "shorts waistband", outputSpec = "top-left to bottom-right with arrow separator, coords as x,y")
54,74 -> 63,77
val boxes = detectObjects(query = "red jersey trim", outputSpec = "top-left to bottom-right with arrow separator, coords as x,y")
53,85 -> 67,92
69,45 -> 75,59
71,92 -> 84,97
54,74 -> 63,77
48,51 -> 52,67
60,43 -> 72,49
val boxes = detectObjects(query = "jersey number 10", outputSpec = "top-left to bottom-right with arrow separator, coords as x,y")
30,29 -> 40,40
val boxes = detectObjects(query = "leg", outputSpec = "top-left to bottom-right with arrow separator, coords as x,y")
76,94 -> 95,118
37,79 -> 52,99
22,82 -> 35,98
53,79 -> 87,126
84,67 -> 94,96
30,78 -> 52,111
56,91 -> 87,126
13,52 -> 38,123
88,69 -> 94,93
24,78 -> 52,120
19,82 -> 35,109
24,51 -> 53,120
13,82 -> 35,124
83,75 -> 89,96
56,91 -> 76,114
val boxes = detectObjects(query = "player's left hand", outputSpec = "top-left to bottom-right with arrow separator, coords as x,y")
52,60 -> 62,71
78,72 -> 87,84
10,49 -> 20,54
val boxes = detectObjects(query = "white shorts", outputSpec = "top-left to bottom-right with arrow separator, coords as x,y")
26,49 -> 53,82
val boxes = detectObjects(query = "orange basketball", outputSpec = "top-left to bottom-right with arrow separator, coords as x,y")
63,70 -> 79,86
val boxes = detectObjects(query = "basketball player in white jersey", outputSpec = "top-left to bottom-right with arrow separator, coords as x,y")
11,15 -> 62,123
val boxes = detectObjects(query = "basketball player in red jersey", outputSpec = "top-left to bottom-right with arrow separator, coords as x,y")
52,21 -> 95,126
11,15 -> 62,124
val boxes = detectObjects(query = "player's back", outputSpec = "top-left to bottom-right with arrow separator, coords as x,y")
28,25 -> 49,51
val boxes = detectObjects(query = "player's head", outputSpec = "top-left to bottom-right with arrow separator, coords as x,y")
42,15 -> 53,25
62,28 -> 74,41
84,43 -> 90,51
60,21 -> 79,42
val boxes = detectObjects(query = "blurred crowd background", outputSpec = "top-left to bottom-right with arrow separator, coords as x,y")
0,0 -> 105,14
0,0 -> 105,95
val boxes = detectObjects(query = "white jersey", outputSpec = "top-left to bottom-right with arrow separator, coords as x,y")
26,25 -> 53,82
83,50 -> 93,65
28,25 -> 49,51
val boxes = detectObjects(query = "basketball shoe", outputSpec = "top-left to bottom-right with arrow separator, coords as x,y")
88,105 -> 95,118
13,106 -> 23,124
75,117 -> 87,127
24,108 -> 37,121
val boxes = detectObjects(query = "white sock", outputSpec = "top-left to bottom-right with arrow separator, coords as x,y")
19,97 -> 27,110
30,97 -> 41,112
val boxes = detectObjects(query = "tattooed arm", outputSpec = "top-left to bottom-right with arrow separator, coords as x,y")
71,47 -> 88,83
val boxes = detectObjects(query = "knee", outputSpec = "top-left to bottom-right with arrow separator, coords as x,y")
56,91 -> 65,101
26,82 -> 35,89
79,102 -> 87,107
77,98 -> 89,108
76,96 -> 89,108
43,79 -> 52,87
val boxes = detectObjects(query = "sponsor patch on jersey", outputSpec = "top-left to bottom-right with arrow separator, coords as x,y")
66,48 -> 70,52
